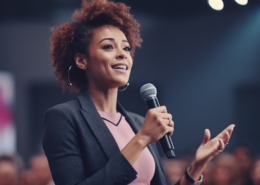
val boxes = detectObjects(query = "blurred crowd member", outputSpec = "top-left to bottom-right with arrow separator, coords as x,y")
163,158 -> 189,185
18,170 -> 34,185
0,156 -> 19,185
201,161 -> 213,185
250,158 -> 260,185
233,144 -> 254,185
30,155 -> 54,185
211,153 -> 237,185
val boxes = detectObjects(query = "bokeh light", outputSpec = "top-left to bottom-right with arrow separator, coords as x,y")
235,0 -> 248,6
208,0 -> 224,11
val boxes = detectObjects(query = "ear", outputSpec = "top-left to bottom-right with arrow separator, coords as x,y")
75,53 -> 88,70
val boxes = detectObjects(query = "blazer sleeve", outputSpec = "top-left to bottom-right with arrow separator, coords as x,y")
42,107 -> 137,185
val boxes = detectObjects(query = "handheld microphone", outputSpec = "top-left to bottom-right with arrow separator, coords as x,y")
140,83 -> 175,159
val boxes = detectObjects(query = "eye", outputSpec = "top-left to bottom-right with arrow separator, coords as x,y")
103,44 -> 113,50
123,46 -> 131,51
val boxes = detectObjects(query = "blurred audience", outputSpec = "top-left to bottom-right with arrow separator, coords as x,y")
0,156 -> 19,185
1,144 -> 260,185
30,155 -> 54,185
211,153 -> 237,185
233,144 -> 254,185
0,154 -> 53,185
201,161 -> 213,185
18,170 -> 34,185
162,144 -> 257,185
250,158 -> 260,185
163,158 -> 189,185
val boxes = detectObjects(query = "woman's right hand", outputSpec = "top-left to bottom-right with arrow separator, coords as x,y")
121,106 -> 173,166
137,106 -> 174,146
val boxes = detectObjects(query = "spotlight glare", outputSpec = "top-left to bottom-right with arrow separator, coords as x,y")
235,0 -> 248,5
208,0 -> 224,11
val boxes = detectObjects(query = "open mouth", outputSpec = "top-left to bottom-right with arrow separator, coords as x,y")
111,64 -> 128,70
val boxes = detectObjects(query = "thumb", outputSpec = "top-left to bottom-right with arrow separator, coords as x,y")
201,129 -> 211,145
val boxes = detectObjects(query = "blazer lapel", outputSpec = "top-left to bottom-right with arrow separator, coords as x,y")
78,89 -> 163,175
77,89 -> 120,159
117,102 -> 139,134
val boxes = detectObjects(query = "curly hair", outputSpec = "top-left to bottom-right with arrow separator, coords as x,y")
50,0 -> 142,92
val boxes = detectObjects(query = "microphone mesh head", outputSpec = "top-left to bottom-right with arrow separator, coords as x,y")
140,83 -> 157,100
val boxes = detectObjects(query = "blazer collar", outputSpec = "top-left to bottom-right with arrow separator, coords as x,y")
77,89 -> 157,163
77,89 -> 120,159
77,88 -> 139,133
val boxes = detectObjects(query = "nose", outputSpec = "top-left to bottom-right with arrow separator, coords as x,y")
116,48 -> 127,60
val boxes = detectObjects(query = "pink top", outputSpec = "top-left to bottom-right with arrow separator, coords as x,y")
98,111 -> 155,185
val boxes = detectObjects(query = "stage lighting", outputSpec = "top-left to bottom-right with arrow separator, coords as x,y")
208,0 -> 224,11
235,0 -> 248,5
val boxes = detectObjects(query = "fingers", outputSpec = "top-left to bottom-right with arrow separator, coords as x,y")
201,129 -> 211,145
156,112 -> 172,120
143,105 -> 175,140
167,120 -> 174,127
217,124 -> 235,138
154,105 -> 167,113
212,125 -> 234,153
223,131 -> 230,143
158,116 -> 174,136
168,126 -> 174,136
147,106 -> 172,126
218,138 -> 225,151
225,124 -> 235,138
147,106 -> 171,122
217,131 -> 230,153
166,119 -> 174,135
161,117 -> 174,136
217,124 -> 235,143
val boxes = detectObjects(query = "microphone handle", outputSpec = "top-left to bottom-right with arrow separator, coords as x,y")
145,97 -> 175,159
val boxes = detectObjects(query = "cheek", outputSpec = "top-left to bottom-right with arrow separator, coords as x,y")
89,54 -> 113,70
128,57 -> 133,69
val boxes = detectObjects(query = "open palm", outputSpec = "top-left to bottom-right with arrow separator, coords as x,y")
194,124 -> 235,167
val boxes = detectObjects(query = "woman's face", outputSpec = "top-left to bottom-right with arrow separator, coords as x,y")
85,25 -> 132,90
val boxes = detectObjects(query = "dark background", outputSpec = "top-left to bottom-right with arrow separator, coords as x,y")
0,0 -> 260,164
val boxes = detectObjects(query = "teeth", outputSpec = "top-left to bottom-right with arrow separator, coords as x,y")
113,65 -> 127,70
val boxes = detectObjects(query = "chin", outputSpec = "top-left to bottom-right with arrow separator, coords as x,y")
116,82 -> 127,88
114,80 -> 128,88
113,77 -> 129,86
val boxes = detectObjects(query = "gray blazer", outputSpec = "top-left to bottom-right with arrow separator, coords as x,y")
43,89 -> 181,185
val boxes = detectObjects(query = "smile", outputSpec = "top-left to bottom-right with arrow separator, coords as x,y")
111,63 -> 128,70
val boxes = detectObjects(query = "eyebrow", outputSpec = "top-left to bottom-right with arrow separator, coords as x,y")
99,38 -> 129,44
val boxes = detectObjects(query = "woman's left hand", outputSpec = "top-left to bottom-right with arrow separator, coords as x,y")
180,124 -> 235,184
193,124 -> 235,168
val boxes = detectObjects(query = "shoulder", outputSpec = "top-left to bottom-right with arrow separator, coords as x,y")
43,99 -> 82,143
44,99 -> 81,121
42,100 -> 83,158
44,99 -> 81,123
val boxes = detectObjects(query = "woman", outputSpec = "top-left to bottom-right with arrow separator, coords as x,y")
42,0 -> 235,184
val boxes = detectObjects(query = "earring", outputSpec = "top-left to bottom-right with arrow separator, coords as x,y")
68,65 -> 73,85
119,82 -> 129,92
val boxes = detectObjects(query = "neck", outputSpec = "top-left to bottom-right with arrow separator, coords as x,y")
87,85 -> 118,113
